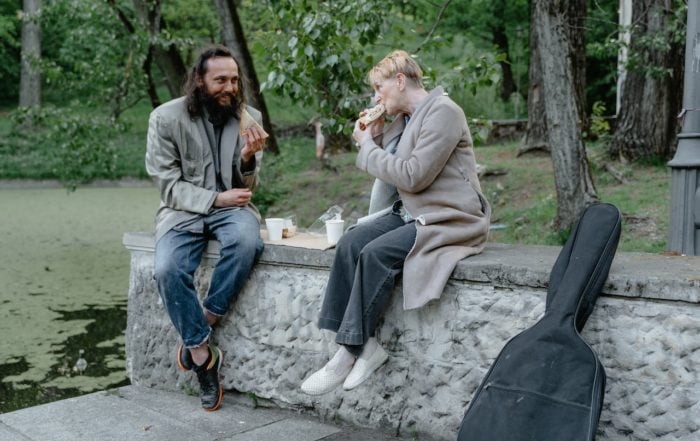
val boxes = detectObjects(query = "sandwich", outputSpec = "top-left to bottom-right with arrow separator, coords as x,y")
239,108 -> 270,138
358,103 -> 385,130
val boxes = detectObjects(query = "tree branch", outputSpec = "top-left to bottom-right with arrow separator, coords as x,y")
414,0 -> 452,54
106,0 -> 135,34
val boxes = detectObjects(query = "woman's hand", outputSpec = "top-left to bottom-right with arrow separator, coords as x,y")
352,113 -> 384,148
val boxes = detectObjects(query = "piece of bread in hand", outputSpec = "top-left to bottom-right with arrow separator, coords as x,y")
239,108 -> 269,137
358,103 -> 386,130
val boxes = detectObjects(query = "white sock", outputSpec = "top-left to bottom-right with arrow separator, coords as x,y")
326,346 -> 355,373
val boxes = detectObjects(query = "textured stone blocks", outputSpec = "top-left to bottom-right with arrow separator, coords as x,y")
124,233 -> 700,441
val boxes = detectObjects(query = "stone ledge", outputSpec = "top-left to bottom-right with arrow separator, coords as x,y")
123,232 -> 700,303
123,231 -> 700,441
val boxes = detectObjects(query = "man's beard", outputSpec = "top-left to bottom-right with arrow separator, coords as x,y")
201,89 -> 238,126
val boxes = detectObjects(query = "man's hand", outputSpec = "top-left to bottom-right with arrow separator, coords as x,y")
241,126 -> 267,163
214,188 -> 253,207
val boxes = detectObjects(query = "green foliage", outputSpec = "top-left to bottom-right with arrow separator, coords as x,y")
1,0 -> 683,202
162,0 -> 219,43
438,0 -> 530,95
252,136 -> 316,219
624,0 -> 687,80
375,3 -> 511,116
585,0 -> 686,116
7,106 -> 125,189
160,0 -> 220,64
40,0 -> 149,110
0,97 -> 151,182
635,154 -> 669,168
585,0 -> 619,114
0,0 -> 20,103
587,100 -> 611,140
256,0 -> 504,136
2,0 -> 155,188
259,0 -> 387,135
427,49 -> 502,103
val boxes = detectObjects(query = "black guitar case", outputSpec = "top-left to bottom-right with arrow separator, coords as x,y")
457,203 -> 621,441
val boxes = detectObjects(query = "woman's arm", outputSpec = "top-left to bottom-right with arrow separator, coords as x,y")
356,101 -> 464,193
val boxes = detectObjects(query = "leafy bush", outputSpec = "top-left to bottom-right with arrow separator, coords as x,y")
587,100 -> 611,141
7,106 -> 126,189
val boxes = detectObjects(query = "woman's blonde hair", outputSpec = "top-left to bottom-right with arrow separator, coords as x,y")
367,50 -> 424,88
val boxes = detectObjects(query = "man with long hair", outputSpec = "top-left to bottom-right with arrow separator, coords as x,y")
145,45 -> 267,411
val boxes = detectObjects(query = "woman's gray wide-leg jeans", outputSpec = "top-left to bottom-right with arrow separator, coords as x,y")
318,210 -> 416,355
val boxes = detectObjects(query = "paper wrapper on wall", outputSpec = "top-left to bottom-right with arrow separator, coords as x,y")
239,109 -> 270,137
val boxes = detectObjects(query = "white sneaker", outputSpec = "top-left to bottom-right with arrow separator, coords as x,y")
342,344 -> 388,390
300,363 -> 352,396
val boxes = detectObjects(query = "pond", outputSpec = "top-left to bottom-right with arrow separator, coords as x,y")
0,185 -> 159,413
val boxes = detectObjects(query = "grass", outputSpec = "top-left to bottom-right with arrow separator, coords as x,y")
253,136 -> 373,227
475,140 -> 670,253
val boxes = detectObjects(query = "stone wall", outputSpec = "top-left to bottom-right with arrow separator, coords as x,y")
123,232 -> 700,441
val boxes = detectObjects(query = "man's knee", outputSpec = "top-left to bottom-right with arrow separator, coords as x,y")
154,231 -> 201,283
219,233 -> 263,260
154,255 -> 181,284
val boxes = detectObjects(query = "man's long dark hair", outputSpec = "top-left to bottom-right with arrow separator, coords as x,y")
183,45 -> 246,121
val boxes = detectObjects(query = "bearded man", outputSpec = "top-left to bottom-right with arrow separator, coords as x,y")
145,45 -> 267,411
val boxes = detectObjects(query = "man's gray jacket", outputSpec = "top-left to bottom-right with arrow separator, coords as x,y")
145,96 -> 263,242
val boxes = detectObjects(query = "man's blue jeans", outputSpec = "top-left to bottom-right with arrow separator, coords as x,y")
154,209 -> 264,348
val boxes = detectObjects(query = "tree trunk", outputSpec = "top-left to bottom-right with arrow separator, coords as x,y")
520,2 -> 548,155
533,0 -> 597,231
568,0 -> 587,133
490,0 -> 516,101
153,43 -> 187,98
214,0 -> 279,154
143,46 -> 162,108
132,0 -> 187,100
608,0 -> 684,161
617,0 -> 633,114
19,0 -> 41,109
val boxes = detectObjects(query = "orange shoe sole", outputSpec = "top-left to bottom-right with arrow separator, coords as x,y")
176,344 -> 190,371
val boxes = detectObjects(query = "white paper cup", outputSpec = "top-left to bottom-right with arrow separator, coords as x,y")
325,219 -> 345,245
265,218 -> 284,241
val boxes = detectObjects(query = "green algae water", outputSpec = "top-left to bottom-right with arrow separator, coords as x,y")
0,185 -> 160,413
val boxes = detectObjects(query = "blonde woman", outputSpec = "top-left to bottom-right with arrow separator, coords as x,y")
301,50 -> 491,395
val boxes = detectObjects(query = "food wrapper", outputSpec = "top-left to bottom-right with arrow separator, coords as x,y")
239,108 -> 269,137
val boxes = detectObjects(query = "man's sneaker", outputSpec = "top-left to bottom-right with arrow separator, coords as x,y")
193,345 -> 224,411
176,344 -> 194,371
